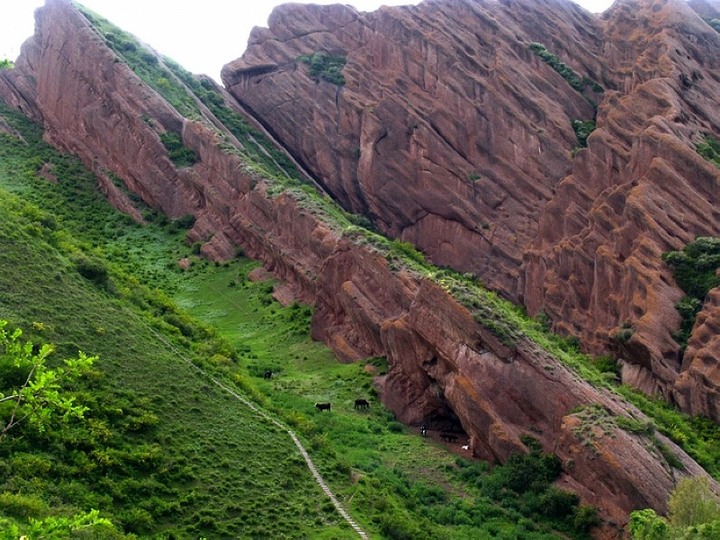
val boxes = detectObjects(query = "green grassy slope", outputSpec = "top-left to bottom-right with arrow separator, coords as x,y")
174,264 -> 597,539
0,105 -> 349,539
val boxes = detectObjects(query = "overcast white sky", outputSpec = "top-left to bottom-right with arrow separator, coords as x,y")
1,0 -> 615,82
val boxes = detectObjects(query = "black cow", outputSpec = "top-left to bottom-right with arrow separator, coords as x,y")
354,398 -> 370,410
440,433 -> 458,443
263,370 -> 272,380
315,402 -> 331,412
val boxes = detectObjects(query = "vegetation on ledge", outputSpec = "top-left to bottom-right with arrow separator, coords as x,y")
697,134 -> 720,168
662,237 -> 720,349
297,52 -> 347,86
704,18 -> 720,33
572,119 -> 596,149
77,4 -> 202,121
159,131 -> 198,168
528,42 -> 603,95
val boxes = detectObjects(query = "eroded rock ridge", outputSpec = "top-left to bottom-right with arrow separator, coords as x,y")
223,0 -> 720,420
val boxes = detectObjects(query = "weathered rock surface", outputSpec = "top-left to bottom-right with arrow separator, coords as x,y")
1,0 -> 719,532
675,287 -> 720,419
223,0 -> 720,417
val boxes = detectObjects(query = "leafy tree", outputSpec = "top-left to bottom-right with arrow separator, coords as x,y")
0,509 -> 122,539
0,59 -> 13,70
0,321 -> 96,442
629,508 -> 670,539
629,477 -> 720,539
668,477 -> 720,528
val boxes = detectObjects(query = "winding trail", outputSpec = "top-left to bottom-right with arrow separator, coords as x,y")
126,306 -> 369,539
210,378 -> 369,540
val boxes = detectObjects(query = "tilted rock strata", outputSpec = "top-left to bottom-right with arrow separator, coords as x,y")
675,287 -> 720,420
223,0 -> 598,296
524,0 -> 720,406
0,0 -> 717,529
0,0 -> 198,221
224,0 -> 720,417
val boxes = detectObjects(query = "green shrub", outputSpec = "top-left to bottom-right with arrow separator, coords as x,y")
614,321 -> 634,344
629,508 -> 670,539
139,51 -> 157,65
663,237 -> 720,298
574,505 -> 600,533
592,355 -> 619,376
669,477 -> 720,528
696,135 -> 720,167
118,40 -> 137,53
388,239 -> 426,265
118,507 -> 154,533
706,18 -> 720,32
0,59 -> 13,70
528,43 -> 602,95
170,214 -> 196,231
663,237 -> 720,348
535,487 -> 579,518
674,296 -> 703,348
617,416 -> 654,436
483,446 -> 561,496
159,131 -> 198,168
297,52 -> 347,86
572,119 -> 596,148
0,492 -> 47,518
74,254 -> 110,288
378,507 -> 426,540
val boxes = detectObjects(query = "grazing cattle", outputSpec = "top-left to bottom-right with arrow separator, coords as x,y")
440,433 -> 458,443
420,424 -> 427,437
461,445 -> 470,451
354,398 -> 370,410
263,370 -> 272,380
315,402 -> 331,412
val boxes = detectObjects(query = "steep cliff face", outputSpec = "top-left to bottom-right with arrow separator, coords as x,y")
0,3 -> 197,221
675,287 -> 720,418
223,0 -> 720,415
1,0 -> 719,530
223,0 -> 599,295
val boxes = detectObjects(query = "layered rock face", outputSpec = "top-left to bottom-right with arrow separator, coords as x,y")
675,287 -> 720,418
223,0 -> 720,416
1,0 -> 719,531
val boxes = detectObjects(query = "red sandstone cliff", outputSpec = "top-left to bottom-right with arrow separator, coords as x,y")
223,0 -> 720,420
1,0 -> 719,532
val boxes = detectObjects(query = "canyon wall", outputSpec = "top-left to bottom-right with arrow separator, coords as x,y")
223,0 -> 720,417
1,0 -> 719,531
